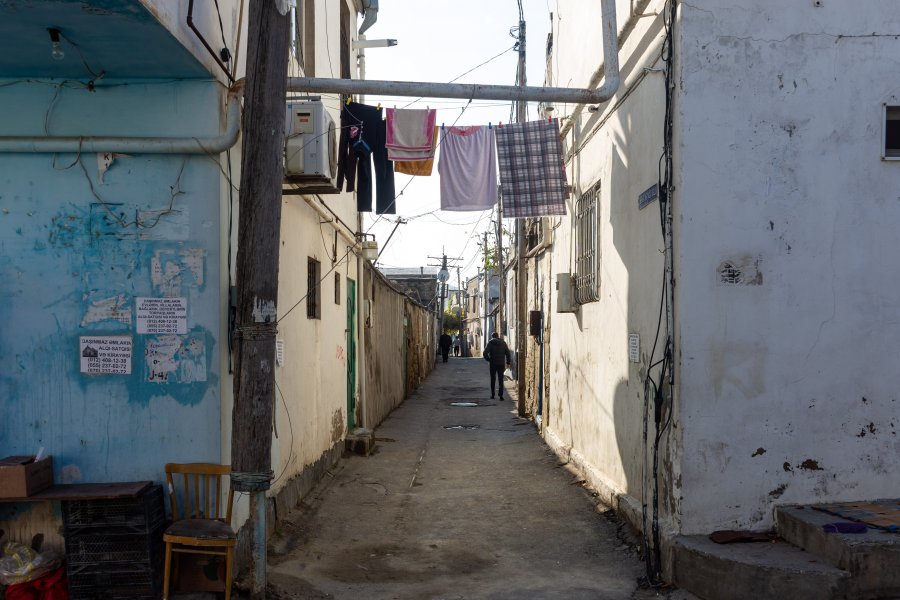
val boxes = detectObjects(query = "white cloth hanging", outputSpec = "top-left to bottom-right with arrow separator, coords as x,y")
438,125 -> 497,212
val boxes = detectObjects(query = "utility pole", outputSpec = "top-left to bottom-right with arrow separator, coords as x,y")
483,231 -> 490,340
496,201 -> 505,335
456,266 -> 465,357
515,2 -> 528,418
230,2 -> 290,597
429,252 -> 460,339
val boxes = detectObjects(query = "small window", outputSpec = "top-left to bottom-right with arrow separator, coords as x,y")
884,106 -> 900,159
307,258 -> 321,319
334,272 -> 341,305
574,182 -> 600,304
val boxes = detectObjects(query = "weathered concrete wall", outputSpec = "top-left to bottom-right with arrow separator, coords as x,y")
363,265 -> 435,429
0,79 -> 225,549
675,0 -> 900,533
405,300 -> 435,395
534,0 -> 672,533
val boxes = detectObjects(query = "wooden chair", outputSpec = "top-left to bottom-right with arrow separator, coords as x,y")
162,463 -> 235,600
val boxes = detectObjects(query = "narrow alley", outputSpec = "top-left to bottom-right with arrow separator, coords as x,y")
263,358 -> 687,600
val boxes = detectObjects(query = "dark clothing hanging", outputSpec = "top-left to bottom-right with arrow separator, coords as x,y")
336,102 -> 396,215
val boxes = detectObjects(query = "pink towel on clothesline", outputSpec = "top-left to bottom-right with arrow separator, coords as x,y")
386,108 -> 436,153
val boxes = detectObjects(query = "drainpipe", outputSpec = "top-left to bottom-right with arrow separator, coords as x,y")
0,91 -> 241,154
302,196 -> 360,250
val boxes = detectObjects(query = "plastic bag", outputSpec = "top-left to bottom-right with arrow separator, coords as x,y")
0,542 -> 61,586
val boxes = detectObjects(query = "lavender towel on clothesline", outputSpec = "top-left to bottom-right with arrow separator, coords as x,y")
438,125 -> 497,212
496,119 -> 568,218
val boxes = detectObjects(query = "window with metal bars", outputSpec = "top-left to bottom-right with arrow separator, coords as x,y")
307,258 -> 321,319
334,272 -> 341,305
574,183 -> 600,304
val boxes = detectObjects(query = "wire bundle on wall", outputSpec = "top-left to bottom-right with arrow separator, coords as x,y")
642,0 -> 676,586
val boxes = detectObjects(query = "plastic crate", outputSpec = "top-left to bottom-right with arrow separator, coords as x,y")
65,524 -> 164,566
67,566 -> 162,600
63,484 -> 165,532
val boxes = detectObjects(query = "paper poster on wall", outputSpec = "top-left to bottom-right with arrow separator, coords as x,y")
135,297 -> 187,334
80,336 -> 133,375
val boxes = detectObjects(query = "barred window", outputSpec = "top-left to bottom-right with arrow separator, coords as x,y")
307,258 -> 321,319
334,272 -> 341,305
574,183 -> 600,304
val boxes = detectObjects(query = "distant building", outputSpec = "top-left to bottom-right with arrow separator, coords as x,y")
379,267 -> 441,308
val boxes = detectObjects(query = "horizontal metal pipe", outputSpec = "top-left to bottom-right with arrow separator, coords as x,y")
289,0 -> 619,106
288,77 -> 615,105
0,93 -> 241,154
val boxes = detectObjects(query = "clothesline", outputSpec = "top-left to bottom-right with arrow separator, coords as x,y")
335,102 -> 568,219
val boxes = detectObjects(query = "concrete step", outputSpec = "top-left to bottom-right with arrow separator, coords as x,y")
671,535 -> 852,600
344,427 -> 375,456
776,504 -> 900,599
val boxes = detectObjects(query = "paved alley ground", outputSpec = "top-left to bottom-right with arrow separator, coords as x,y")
262,357 -> 690,600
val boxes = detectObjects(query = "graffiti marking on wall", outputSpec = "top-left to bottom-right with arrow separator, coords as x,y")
80,336 -> 132,375
145,334 -> 208,384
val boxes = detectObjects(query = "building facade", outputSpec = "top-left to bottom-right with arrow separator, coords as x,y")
514,0 -> 900,571
0,0 -> 432,568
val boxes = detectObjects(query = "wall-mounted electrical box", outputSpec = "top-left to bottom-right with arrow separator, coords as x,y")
556,273 -> 577,313
285,100 -> 339,193
529,310 -> 543,337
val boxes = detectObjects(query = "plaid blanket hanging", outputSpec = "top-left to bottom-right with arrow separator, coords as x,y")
496,119 -> 568,218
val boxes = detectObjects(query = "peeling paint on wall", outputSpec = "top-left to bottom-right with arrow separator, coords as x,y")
151,248 -> 205,295
252,297 -> 277,323
145,333 -> 207,384
717,256 -> 763,286
80,294 -> 132,326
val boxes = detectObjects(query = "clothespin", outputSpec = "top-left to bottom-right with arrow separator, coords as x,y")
548,115 -> 552,122
376,102 -> 381,110
345,97 -> 351,106
488,122 -> 492,129
441,123 -> 445,132
499,121 -> 503,128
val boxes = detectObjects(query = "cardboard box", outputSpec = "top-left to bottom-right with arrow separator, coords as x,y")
0,455 -> 53,498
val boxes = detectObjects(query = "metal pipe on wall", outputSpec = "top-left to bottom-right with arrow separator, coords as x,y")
0,92 -> 242,154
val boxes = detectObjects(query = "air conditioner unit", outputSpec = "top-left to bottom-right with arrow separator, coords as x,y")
284,100 -> 339,193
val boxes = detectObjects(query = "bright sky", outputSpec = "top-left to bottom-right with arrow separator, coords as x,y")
358,0 -> 553,282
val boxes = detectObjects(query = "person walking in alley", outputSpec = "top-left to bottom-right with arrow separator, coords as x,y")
439,332 -> 453,363
483,332 -> 511,400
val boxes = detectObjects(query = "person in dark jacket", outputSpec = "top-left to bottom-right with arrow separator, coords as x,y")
482,332 -> 512,400
439,333 -> 453,363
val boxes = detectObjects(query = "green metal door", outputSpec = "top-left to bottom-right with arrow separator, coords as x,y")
346,278 -> 357,430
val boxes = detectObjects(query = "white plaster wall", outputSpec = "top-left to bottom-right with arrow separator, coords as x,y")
675,0 -> 900,533
541,0 -> 672,517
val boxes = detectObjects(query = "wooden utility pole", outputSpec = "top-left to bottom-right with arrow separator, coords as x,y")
231,1 -> 290,597
515,3 -> 528,418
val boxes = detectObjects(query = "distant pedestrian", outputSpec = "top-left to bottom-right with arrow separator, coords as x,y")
482,332 -> 511,400
453,335 -> 461,357
439,333 -> 453,363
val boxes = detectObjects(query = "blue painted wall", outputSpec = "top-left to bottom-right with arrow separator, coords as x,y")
0,79 -> 223,486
